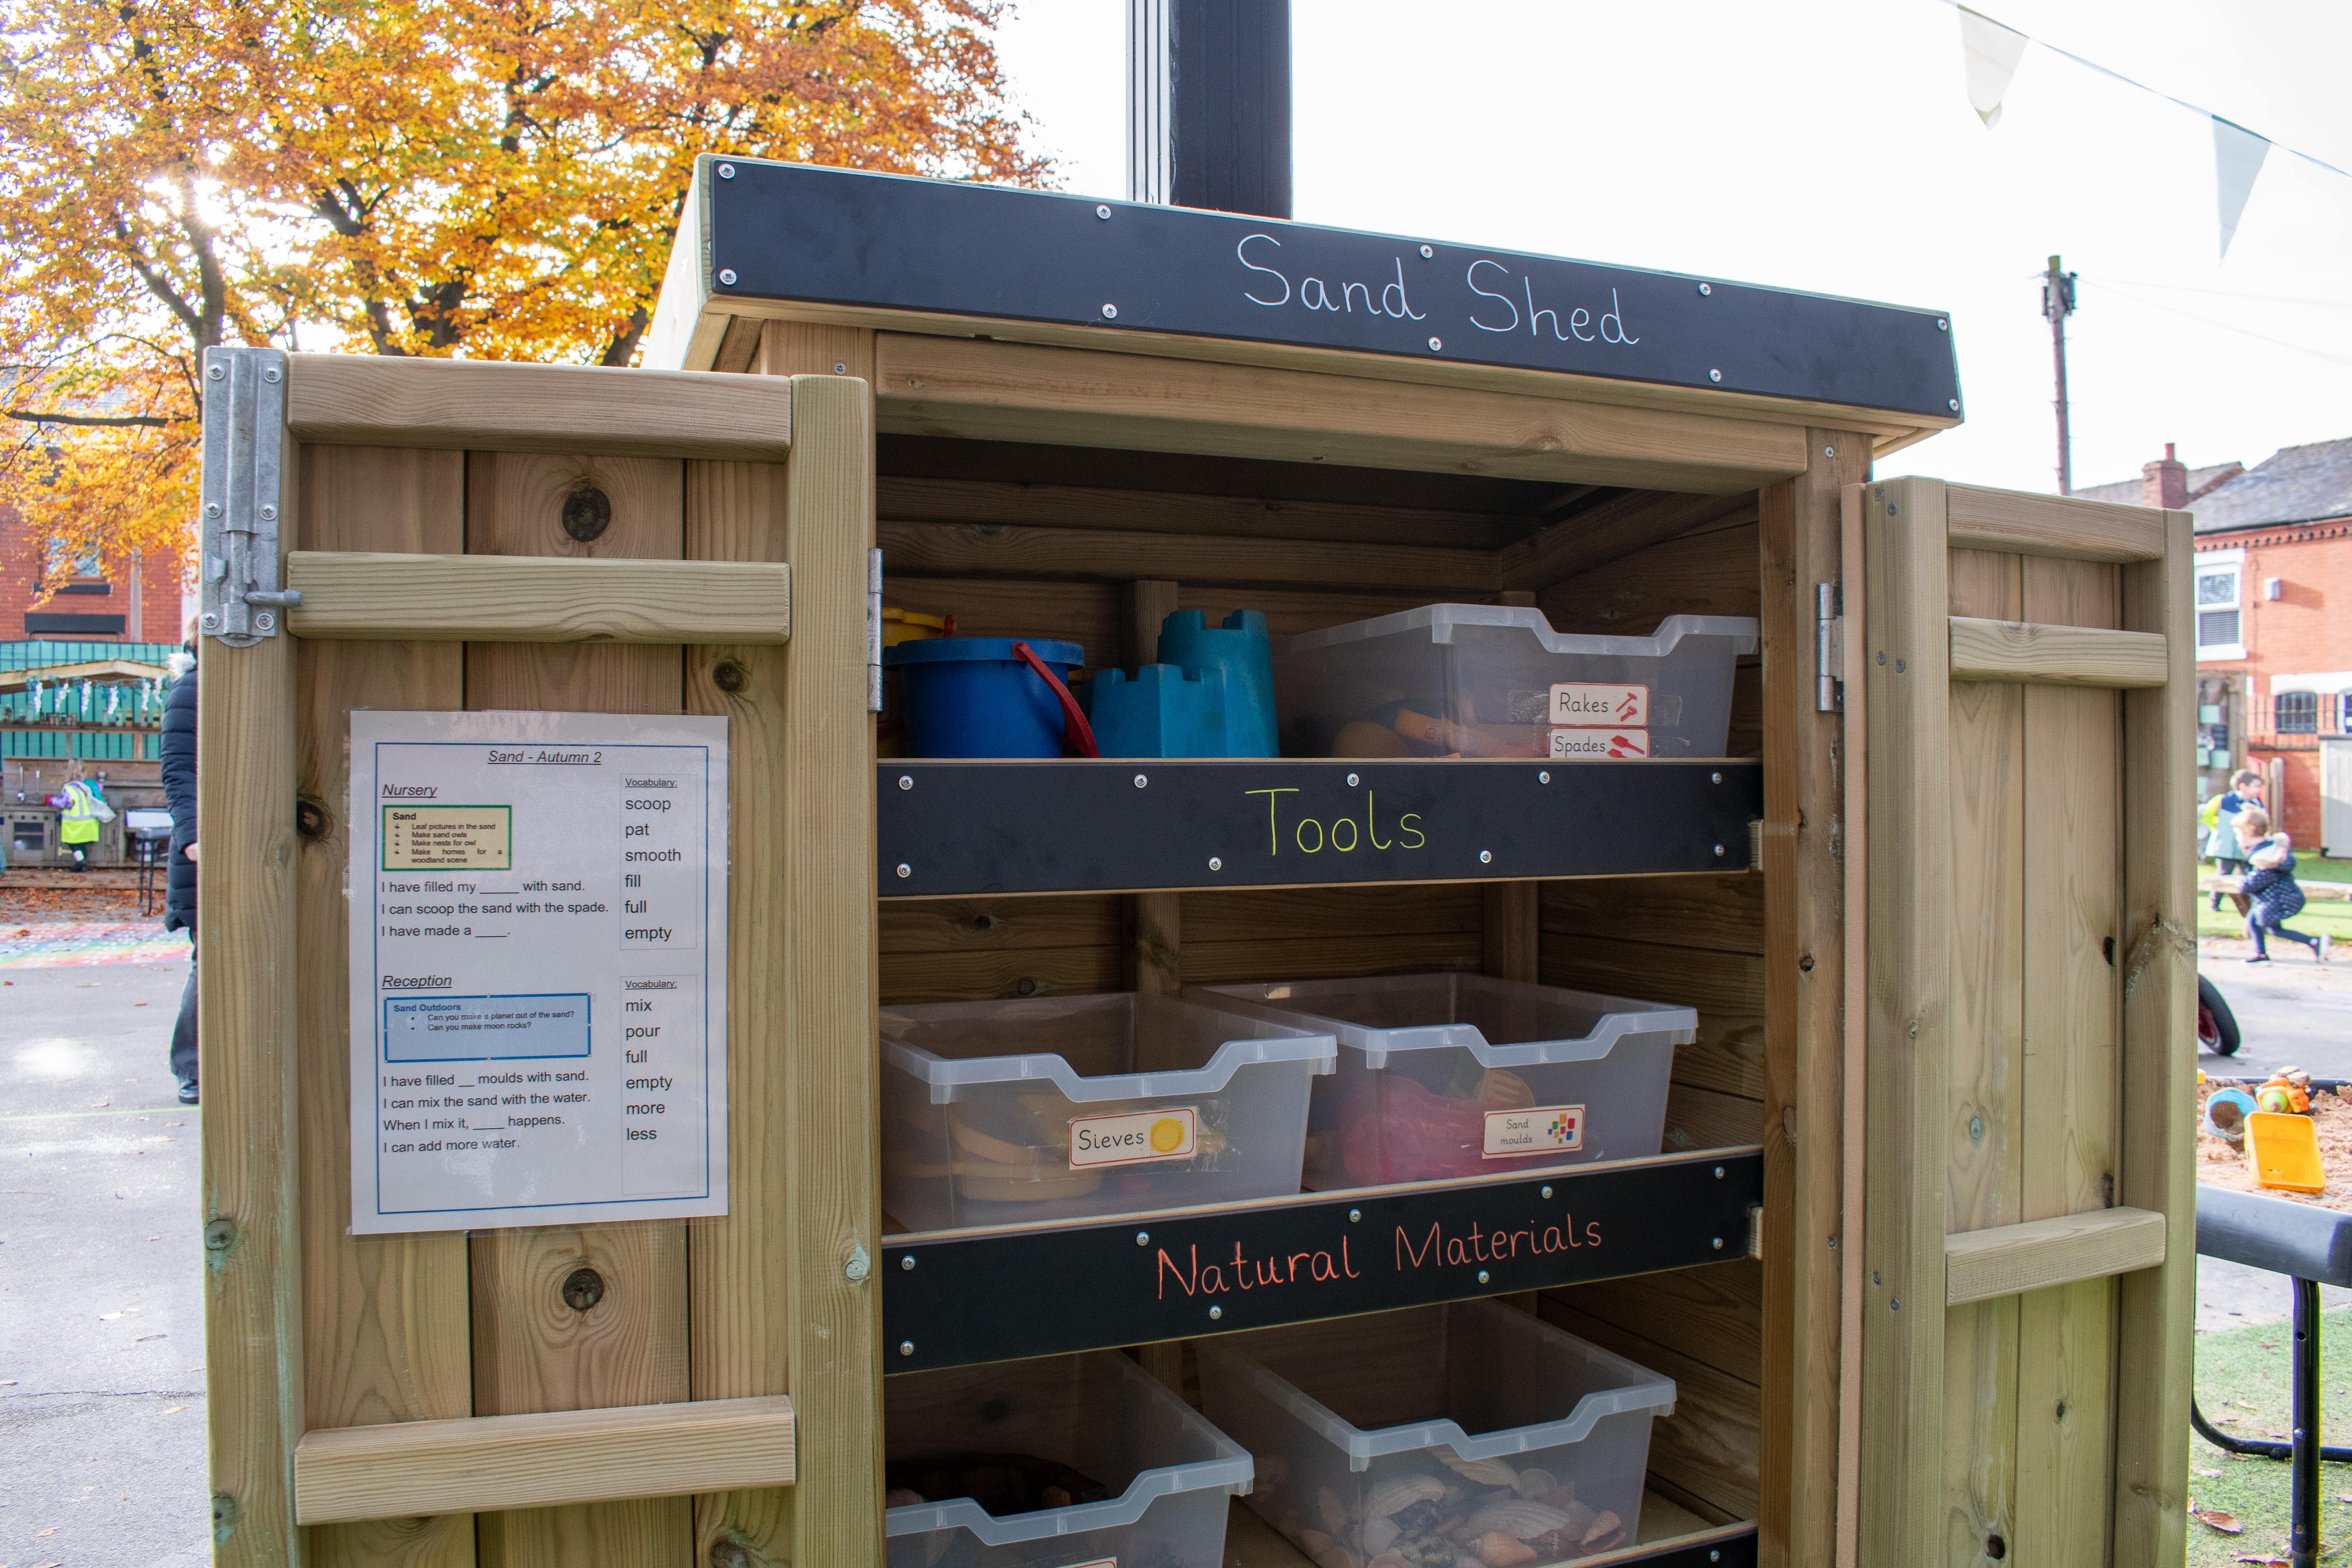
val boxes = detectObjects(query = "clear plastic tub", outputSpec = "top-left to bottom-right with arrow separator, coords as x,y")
1190,974 -> 1693,1189
885,1348 -> 1252,1568
1274,605 -> 1760,760
882,992 -> 1337,1232
1198,1300 -> 1674,1565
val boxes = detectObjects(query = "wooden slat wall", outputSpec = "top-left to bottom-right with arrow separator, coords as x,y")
295,447 -> 477,1568
1933,539 -> 2127,1566
1858,478 -> 2180,1566
1540,868 -> 1767,1524
464,451 -> 695,1568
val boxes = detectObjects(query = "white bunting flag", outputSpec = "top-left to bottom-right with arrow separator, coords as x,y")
1959,7 -> 2029,128
2213,116 -> 2270,258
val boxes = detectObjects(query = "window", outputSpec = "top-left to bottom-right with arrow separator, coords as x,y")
2275,690 -> 2319,734
2195,554 -> 2245,660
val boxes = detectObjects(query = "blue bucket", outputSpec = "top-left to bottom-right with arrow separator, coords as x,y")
884,637 -> 1086,758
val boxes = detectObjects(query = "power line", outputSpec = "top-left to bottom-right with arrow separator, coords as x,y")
2079,279 -> 2352,371
2094,279 -> 2352,313
1932,0 -> 2352,186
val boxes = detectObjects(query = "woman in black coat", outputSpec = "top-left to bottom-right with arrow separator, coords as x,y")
163,653 -> 198,1102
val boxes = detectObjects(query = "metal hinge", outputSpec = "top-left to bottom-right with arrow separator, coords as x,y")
866,548 -> 884,714
1815,582 -> 1844,713
198,347 -> 302,645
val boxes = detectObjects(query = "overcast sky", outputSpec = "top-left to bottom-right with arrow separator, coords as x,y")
991,0 -> 2352,495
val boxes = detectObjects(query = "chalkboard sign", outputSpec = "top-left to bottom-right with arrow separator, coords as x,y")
691,158 -> 1962,418
878,758 -> 1760,897
883,1149 -> 1761,1371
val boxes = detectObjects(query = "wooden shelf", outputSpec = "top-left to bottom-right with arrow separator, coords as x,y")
882,1146 -> 1761,1371
1225,1494 -> 1757,1567
877,758 -> 1761,897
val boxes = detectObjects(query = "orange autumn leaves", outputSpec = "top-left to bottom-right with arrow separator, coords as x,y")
0,0 -> 1046,580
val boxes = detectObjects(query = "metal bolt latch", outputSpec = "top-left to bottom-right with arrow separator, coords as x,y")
198,346 -> 293,645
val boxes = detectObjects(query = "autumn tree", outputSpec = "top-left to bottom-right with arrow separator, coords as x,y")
0,0 -> 1045,582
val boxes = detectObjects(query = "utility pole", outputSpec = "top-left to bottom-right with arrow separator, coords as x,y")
2043,253 -> 2078,495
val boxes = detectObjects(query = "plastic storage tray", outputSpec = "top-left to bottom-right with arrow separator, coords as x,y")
1274,604 -> 1759,761
882,992 -> 1337,1232
1198,1300 -> 1674,1566
886,1348 -> 1252,1568
1192,973 -> 1694,1189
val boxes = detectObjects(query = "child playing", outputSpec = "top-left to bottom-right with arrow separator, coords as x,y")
2204,768 -> 2263,913
2236,806 -> 2331,964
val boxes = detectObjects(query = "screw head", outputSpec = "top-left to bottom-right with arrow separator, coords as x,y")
898,775 -> 912,790
200,613 -> 220,632
1541,1185 -> 1552,1199
1208,1305 -> 1222,1320
1949,398 -> 1960,412
254,612 -> 274,632
1101,303 -> 1119,319
717,162 -> 736,178
900,1254 -> 916,1270
202,1218 -> 236,1250
833,362 -> 847,375
204,503 -> 222,518
1348,1209 -> 1361,1222
1714,1166 -> 1726,1179
1711,771 -> 1722,784
207,364 -> 225,380
895,863 -> 912,879
1096,204 -> 1111,219
899,1340 -> 915,1356
718,268 -> 738,285
1419,244 -> 1434,258
1712,1236 -> 1724,1250
258,504 -> 276,522
1427,336 -> 1443,351
1478,849 -> 1492,864
1136,1230 -> 1151,1246
1478,1269 -> 1490,1284
1345,772 -> 1360,787
1824,446 -> 1836,457
561,1266 -> 606,1312
1714,844 -> 1726,857
263,367 -> 281,383
1709,368 -> 1723,382
1208,856 -> 1222,871
1133,773 -> 1148,788
1699,282 -> 1712,296
1538,770 -> 1549,784
1936,317 -> 1949,330
1891,1298 -> 1901,1310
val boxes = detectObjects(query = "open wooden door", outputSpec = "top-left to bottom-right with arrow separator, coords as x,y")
1848,478 -> 2197,1565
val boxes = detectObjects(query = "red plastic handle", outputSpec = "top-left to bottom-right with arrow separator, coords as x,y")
1010,641 -> 1100,759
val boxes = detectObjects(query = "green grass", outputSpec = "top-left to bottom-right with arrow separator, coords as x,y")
2191,1308 -> 2352,1565
2198,854 -> 2352,942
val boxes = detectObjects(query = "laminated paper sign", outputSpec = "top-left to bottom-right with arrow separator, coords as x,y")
347,710 -> 729,1233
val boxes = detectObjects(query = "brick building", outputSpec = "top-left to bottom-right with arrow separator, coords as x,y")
0,501 -> 184,643
2083,440 -> 2352,853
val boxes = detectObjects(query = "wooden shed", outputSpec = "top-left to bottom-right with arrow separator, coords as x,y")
196,156 -> 2197,1568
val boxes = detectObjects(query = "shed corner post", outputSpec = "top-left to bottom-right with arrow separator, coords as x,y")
1756,430 -> 1871,1568
781,370 -> 885,1566
1856,475 -> 1953,1564
2109,505 -> 2196,1563
197,344 -> 308,1566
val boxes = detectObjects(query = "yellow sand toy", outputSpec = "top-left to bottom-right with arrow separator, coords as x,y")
2247,1109 -> 2327,1195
